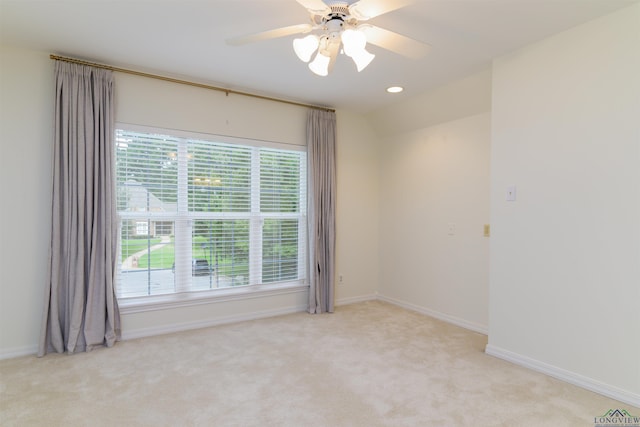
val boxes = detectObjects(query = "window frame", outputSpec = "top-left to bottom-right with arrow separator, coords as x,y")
115,123 -> 308,311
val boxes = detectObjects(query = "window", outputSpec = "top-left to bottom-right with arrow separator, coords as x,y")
135,221 -> 149,236
115,126 -> 307,299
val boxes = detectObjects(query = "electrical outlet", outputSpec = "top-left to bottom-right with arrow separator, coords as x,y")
339,274 -> 343,284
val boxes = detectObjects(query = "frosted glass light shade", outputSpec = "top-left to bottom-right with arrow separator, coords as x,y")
293,35 -> 319,63
308,52 -> 330,76
350,49 -> 375,72
341,29 -> 367,57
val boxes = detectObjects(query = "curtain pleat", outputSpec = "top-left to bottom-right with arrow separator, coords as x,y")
307,109 -> 336,314
38,61 -> 120,356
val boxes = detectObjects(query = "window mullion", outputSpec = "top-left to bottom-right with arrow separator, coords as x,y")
249,148 -> 262,285
298,156 -> 307,282
174,138 -> 192,292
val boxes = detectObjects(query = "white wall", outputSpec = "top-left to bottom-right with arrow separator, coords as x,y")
0,46 -> 54,358
369,67 -> 492,333
368,69 -> 492,334
376,111 -> 491,333
115,73 -> 307,147
0,46 -> 380,356
334,110 -> 380,304
488,4 -> 640,405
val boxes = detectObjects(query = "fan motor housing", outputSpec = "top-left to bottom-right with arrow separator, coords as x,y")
321,2 -> 357,31
328,4 -> 349,16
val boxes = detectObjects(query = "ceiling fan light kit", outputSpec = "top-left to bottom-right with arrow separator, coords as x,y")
227,0 -> 430,77
308,51 -> 331,76
341,28 -> 375,72
293,34 -> 320,62
298,26 -> 375,75
341,28 -> 366,56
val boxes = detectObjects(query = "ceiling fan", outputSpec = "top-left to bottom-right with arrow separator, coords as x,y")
226,0 -> 431,76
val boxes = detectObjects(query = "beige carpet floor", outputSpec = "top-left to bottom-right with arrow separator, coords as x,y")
0,301 -> 633,426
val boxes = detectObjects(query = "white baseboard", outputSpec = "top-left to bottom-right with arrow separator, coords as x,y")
0,305 -> 310,358
335,293 -> 378,307
121,304 -> 308,341
123,292 -> 379,340
377,294 -> 488,335
124,291 -> 485,341
0,344 -> 38,360
485,344 -> 640,409
0,291 -> 376,359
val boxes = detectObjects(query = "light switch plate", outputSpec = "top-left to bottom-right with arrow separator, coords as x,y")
506,186 -> 517,201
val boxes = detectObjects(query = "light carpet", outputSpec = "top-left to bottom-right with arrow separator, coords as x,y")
0,301 -> 633,426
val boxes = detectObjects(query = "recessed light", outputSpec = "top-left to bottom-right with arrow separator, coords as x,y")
386,86 -> 404,93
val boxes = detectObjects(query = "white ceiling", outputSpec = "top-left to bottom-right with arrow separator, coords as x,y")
1,0 -> 637,113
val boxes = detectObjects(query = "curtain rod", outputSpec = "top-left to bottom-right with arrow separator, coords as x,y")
50,54 -> 335,113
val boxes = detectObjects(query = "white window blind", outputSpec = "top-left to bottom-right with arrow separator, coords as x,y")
115,127 -> 307,298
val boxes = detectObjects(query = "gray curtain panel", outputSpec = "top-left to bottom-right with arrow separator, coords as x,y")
307,109 -> 337,314
38,61 -> 121,356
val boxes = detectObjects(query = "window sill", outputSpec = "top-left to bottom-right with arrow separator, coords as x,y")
118,281 -> 309,314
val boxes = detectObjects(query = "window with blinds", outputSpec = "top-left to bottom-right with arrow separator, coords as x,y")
115,127 -> 307,298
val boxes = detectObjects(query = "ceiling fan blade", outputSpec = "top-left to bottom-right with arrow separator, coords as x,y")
349,0 -> 414,20
295,0 -> 330,15
226,24 -> 313,46
360,24 -> 431,59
